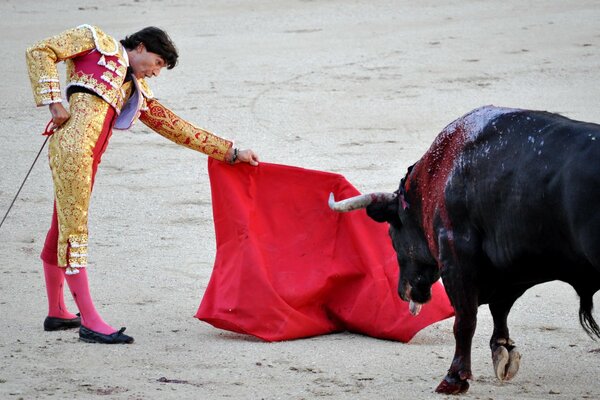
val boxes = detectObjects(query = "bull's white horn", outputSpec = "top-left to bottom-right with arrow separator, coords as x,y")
328,192 -> 397,212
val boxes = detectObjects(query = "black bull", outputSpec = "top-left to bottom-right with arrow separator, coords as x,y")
329,106 -> 600,394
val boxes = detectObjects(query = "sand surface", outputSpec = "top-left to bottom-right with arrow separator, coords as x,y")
1,1 -> 599,399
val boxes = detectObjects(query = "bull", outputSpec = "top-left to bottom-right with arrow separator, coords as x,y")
329,106 -> 600,394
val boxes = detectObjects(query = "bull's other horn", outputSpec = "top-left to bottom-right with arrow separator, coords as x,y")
328,192 -> 397,212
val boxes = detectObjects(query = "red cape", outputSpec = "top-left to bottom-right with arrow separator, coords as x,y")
195,159 -> 454,342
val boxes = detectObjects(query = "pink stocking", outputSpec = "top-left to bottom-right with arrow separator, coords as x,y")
64,268 -> 117,335
42,262 -> 78,319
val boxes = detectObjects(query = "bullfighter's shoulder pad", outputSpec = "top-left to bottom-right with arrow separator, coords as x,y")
76,24 -> 120,56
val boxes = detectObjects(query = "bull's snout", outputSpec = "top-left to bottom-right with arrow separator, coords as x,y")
399,278 -> 432,316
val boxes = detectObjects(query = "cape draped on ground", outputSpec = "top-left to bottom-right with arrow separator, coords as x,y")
195,159 -> 454,342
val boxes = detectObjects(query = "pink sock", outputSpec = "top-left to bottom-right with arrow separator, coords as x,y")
42,262 -> 78,319
64,268 -> 117,335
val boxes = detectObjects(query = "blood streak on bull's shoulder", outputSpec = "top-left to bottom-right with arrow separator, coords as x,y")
410,106 -> 519,264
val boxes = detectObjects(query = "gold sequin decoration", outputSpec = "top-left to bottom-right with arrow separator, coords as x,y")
121,80 -> 134,102
137,78 -> 154,99
87,24 -> 119,55
26,25 -> 130,110
26,25 -> 96,106
67,71 -> 126,111
48,93 -> 111,268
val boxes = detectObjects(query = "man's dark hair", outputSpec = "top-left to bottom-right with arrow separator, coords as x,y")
121,27 -> 178,69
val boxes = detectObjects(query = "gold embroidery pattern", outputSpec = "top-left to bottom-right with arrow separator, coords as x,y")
121,81 -> 134,103
104,60 -> 126,77
101,70 -> 126,90
67,71 -> 125,112
48,93 -> 111,269
83,24 -> 119,55
139,99 -> 233,161
137,78 -> 154,99
26,26 -> 96,106
26,25 -> 130,109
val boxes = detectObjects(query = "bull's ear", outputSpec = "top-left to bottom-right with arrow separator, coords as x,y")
366,196 -> 401,227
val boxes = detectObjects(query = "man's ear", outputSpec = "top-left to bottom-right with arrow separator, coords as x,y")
366,196 -> 401,227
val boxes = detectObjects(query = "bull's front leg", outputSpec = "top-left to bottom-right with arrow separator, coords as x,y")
435,230 -> 479,394
435,291 -> 478,394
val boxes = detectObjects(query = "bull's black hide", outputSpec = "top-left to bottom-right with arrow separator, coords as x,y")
365,106 -> 600,394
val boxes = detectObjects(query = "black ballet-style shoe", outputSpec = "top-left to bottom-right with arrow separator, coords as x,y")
44,313 -> 81,331
79,326 -> 134,344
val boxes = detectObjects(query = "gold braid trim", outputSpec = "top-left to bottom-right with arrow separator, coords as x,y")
139,99 -> 233,161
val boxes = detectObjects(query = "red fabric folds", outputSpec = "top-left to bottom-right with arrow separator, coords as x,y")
195,159 -> 454,342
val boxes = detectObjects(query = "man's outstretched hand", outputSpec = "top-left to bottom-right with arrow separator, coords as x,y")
237,149 -> 259,166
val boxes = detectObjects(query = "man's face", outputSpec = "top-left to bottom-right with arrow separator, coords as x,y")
129,43 -> 166,79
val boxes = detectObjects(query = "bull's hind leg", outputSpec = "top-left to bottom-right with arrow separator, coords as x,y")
490,338 -> 521,381
489,296 -> 523,381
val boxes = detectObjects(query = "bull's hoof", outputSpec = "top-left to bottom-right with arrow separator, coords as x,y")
493,346 -> 509,380
435,377 -> 470,395
493,346 -> 521,381
505,349 -> 521,380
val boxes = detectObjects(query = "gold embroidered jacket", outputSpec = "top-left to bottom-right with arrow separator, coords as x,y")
26,24 -> 233,161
